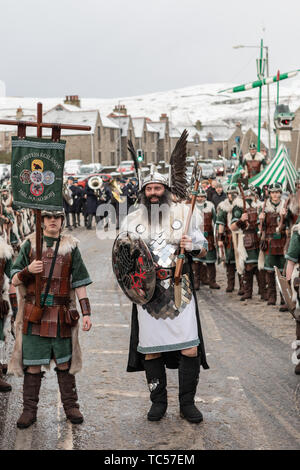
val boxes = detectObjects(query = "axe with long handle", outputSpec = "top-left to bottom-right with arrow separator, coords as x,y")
174,164 -> 202,309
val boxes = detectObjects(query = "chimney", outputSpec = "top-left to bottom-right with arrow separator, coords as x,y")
160,113 -> 168,122
16,106 -> 23,120
113,104 -> 127,115
64,95 -> 81,107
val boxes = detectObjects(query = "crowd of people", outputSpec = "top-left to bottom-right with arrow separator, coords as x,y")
63,175 -> 139,230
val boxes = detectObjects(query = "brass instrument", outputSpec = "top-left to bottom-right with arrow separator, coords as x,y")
62,180 -> 73,206
110,179 -> 125,203
88,176 -> 105,201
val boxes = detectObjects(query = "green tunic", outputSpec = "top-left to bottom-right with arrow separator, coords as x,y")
0,258 -> 12,341
11,235 -> 92,366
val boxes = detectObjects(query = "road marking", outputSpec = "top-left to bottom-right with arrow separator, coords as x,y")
88,349 -> 128,355
92,323 -> 129,328
201,307 -> 222,341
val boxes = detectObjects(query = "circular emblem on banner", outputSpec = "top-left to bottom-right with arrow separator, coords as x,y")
31,159 -> 44,172
43,171 -> 55,185
172,220 -> 182,230
30,170 -> 44,184
20,169 -> 31,184
30,183 -> 44,197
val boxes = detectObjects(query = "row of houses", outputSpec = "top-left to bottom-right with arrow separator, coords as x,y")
1,94 -> 299,167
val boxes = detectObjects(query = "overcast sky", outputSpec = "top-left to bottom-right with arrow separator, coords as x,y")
1,0 -> 299,99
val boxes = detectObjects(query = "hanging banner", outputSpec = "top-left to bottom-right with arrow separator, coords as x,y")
11,137 -> 66,210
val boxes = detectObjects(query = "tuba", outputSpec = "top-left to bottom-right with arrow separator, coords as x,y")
88,176 -> 104,201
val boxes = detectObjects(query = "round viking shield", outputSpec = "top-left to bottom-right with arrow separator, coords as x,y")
112,231 -> 156,305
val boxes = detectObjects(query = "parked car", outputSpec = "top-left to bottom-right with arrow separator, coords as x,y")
0,164 -> 10,181
212,160 -> 225,176
64,159 -> 83,176
200,163 -> 216,179
117,160 -> 134,173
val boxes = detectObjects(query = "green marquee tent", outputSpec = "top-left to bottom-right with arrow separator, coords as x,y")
249,144 -> 298,193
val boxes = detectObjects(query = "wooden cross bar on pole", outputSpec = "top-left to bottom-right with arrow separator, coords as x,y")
0,102 -> 91,314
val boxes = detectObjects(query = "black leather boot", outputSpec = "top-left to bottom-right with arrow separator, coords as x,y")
144,357 -> 167,421
178,355 -> 203,423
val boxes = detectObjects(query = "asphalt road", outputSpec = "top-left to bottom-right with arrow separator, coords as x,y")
0,227 -> 299,450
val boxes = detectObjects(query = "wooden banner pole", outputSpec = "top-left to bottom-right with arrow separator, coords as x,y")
35,102 -> 43,309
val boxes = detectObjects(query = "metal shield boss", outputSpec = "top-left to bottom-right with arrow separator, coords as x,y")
112,231 -> 156,305
274,266 -> 298,319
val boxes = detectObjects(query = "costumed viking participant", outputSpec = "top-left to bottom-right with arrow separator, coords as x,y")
192,188 -> 220,290
0,236 -> 14,392
113,132 -> 209,424
9,209 -> 92,429
216,184 -> 244,294
285,214 -> 300,375
258,183 -> 290,310
241,142 -> 267,181
230,184 -> 262,301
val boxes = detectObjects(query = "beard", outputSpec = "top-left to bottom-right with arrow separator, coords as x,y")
140,188 -> 172,210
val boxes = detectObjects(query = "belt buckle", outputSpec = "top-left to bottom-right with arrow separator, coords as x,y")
157,269 -> 168,280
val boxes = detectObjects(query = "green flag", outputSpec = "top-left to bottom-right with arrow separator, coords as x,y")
11,137 -> 66,210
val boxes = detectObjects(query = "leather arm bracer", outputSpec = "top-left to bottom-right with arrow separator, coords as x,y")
79,297 -> 91,316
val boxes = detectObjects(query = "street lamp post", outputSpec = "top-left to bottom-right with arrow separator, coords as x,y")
233,42 -> 270,154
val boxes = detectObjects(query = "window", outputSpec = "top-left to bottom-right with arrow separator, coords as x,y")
110,129 -> 114,142
152,151 -> 155,162
194,134 -> 200,144
151,133 -> 155,143
111,152 -> 115,165
98,151 -> 101,163
207,136 -> 213,145
97,126 -> 101,141
208,150 -> 213,158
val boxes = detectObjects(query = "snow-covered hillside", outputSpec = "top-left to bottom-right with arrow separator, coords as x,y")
0,76 -> 300,128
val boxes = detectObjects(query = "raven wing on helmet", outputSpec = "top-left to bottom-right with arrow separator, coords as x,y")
169,129 -> 188,200
127,139 -> 140,176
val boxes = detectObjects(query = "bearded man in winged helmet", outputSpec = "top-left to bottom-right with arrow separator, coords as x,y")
112,131 -> 209,424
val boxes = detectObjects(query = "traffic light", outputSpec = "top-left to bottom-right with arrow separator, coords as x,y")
231,147 -> 237,158
137,149 -> 144,162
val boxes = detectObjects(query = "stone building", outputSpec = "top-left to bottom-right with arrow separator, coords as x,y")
132,117 -> 159,164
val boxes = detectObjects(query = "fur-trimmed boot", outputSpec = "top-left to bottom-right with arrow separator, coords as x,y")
55,368 -> 84,424
207,264 -> 220,289
237,274 -> 244,296
279,293 -> 289,312
144,357 -> 167,421
192,262 -> 200,291
17,371 -> 44,429
178,355 -> 203,423
240,269 -> 253,301
0,363 -> 11,392
266,271 -> 277,305
226,264 -> 235,292
199,264 -> 209,285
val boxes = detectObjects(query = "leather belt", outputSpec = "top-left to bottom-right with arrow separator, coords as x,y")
25,294 -> 70,306
156,263 -> 189,280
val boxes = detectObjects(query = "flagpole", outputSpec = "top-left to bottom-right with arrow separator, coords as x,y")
35,103 -> 43,309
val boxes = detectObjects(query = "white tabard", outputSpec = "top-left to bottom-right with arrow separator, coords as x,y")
137,295 -> 199,354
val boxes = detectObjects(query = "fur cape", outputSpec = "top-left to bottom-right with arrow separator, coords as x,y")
8,231 -> 82,377
0,238 -> 14,343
